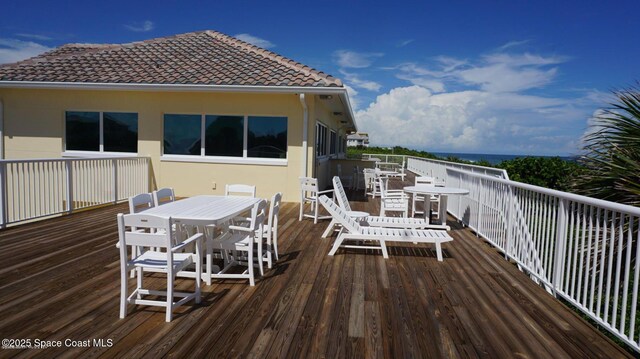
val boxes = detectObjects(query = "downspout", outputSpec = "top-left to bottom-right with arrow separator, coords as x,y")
0,99 -> 3,159
299,94 -> 308,177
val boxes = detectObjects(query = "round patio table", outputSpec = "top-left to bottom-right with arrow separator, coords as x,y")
403,185 -> 469,225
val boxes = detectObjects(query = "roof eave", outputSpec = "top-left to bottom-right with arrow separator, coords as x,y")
0,81 -> 346,94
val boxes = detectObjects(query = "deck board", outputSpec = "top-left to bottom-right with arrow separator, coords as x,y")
0,175 -> 632,359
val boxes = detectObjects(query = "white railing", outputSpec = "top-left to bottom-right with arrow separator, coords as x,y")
0,157 -> 150,227
361,154 -> 509,180
409,156 -> 639,352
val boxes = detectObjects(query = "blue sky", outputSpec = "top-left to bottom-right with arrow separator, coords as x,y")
1,0 -> 639,156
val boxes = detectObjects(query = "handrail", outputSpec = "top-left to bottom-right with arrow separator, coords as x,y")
406,155 -> 640,352
0,156 -> 150,227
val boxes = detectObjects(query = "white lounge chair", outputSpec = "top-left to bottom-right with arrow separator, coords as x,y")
322,176 -> 449,238
318,195 -> 453,261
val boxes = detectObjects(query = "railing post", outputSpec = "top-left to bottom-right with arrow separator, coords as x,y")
505,185 -> 515,260
551,198 -> 569,297
0,162 -> 7,228
112,158 -> 118,204
476,178 -> 483,237
65,160 -> 74,213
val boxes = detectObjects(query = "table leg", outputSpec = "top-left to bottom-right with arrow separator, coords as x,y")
438,195 -> 448,226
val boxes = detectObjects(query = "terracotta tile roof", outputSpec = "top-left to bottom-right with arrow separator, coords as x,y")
0,31 -> 343,87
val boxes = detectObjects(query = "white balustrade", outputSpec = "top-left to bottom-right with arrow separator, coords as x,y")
0,157 -> 150,227
405,155 -> 639,352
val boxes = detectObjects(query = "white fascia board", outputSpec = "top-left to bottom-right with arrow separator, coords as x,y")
0,81 -> 347,95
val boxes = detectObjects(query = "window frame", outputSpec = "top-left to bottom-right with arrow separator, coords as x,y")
161,113 -> 288,166
316,122 -> 328,158
62,110 -> 139,157
329,130 -> 337,156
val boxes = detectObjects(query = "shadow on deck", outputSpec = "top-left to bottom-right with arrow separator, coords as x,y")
0,174 -> 631,358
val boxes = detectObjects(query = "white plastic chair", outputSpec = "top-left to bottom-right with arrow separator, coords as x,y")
209,200 -> 267,286
128,193 -> 154,213
261,192 -> 282,267
117,213 -> 203,322
378,176 -> 409,217
225,184 -> 256,197
153,187 -> 175,206
363,169 -> 380,197
299,177 -> 333,224
412,176 -> 440,218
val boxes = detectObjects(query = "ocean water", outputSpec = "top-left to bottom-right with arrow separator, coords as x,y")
431,152 -> 575,165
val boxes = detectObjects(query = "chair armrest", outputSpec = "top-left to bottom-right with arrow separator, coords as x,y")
172,233 -> 204,253
228,224 -> 254,233
316,189 -> 334,195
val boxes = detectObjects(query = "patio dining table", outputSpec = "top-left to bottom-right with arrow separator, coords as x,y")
403,185 -> 469,225
142,195 -> 262,284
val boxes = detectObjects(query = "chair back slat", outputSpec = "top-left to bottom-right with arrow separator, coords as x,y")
332,176 -> 352,211
318,195 -> 361,233
129,193 -> 154,213
118,213 -> 173,250
267,192 -> 282,231
153,187 -> 175,206
415,176 -> 435,186
225,184 -> 256,197
299,177 -> 319,193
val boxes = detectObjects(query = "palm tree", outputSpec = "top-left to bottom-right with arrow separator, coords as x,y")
574,83 -> 640,206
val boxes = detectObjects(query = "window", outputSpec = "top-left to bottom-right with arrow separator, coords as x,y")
338,135 -> 343,154
316,123 -> 327,157
329,130 -> 337,155
163,114 -> 288,160
163,114 -> 201,155
65,111 -> 138,153
247,116 -> 287,159
205,115 -> 244,157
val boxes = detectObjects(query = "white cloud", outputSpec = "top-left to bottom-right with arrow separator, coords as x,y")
333,50 -> 383,68
497,40 -> 530,51
0,38 -> 51,64
124,20 -> 155,32
340,70 -> 382,92
355,85 -> 590,155
397,39 -> 414,47
234,33 -> 275,49
16,33 -> 52,41
344,84 -> 360,111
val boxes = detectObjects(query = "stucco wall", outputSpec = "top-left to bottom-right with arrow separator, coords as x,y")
0,88 -> 328,202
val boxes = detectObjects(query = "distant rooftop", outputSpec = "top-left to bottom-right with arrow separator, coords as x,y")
0,31 -> 343,88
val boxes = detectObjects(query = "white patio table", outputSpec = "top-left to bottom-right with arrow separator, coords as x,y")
403,185 -> 469,225
143,195 -> 261,283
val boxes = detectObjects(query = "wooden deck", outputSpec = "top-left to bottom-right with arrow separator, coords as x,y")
0,179 -> 631,358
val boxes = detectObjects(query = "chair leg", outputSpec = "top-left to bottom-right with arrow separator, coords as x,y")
257,239 -> 264,276
136,267 -> 143,299
328,234 -> 346,256
248,246 -> 255,286
435,242 -> 443,261
195,256 -> 202,305
273,231 -> 279,261
205,240 -> 212,286
120,266 -> 128,319
313,198 -> 318,224
380,240 -> 389,258
166,273 -> 174,322
322,219 -> 337,238
299,200 -> 303,221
